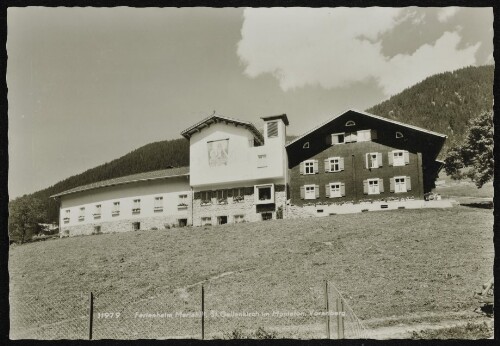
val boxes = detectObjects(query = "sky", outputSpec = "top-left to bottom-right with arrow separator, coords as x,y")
7,7 -> 494,199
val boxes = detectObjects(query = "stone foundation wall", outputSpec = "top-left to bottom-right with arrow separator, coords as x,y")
192,189 -> 287,226
60,214 -> 191,237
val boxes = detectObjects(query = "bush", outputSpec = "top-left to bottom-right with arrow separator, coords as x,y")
276,206 -> 283,219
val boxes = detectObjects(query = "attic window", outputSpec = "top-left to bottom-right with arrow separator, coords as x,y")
395,131 -> 404,138
267,121 -> 278,138
345,120 -> 356,127
303,142 -> 310,149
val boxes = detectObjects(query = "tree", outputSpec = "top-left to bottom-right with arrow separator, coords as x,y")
444,111 -> 493,188
8,196 -> 46,244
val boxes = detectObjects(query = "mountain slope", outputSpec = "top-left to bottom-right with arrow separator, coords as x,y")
366,65 -> 494,149
29,138 -> 190,222
14,64 -> 494,223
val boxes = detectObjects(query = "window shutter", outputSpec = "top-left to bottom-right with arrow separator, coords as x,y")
341,183 -> 346,196
324,159 -> 330,172
325,184 -> 330,198
299,162 -> 305,175
363,180 -> 368,194
371,129 -> 378,140
331,134 -> 339,144
406,176 -> 412,191
300,186 -> 305,199
377,153 -> 383,167
315,185 -> 319,198
339,157 -> 345,171
390,178 -> 395,192
404,151 -> 410,164
365,153 -> 369,169
388,152 -> 394,166
314,160 -> 319,174
379,178 -> 384,193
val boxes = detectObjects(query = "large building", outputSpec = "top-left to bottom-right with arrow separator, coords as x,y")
52,110 -> 447,236
286,109 -> 447,215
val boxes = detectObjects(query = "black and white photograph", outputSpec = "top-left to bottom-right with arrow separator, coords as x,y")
5,4 -> 495,340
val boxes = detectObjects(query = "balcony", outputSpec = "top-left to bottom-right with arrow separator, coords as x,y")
112,211 -> 120,217
63,217 -> 70,224
154,207 -> 164,212
78,216 -> 84,222
93,213 -> 101,219
132,208 -> 141,214
177,203 -> 188,210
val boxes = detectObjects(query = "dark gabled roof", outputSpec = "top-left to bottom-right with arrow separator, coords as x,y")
286,109 -> 447,147
180,114 -> 264,144
50,167 -> 189,198
261,114 -> 289,126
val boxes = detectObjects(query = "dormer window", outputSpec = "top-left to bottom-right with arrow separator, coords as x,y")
267,121 -> 278,138
396,131 -> 404,138
345,120 -> 356,127
302,142 -> 310,149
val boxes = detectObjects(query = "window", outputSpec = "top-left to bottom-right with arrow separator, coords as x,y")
112,202 -> 120,216
178,194 -> 188,208
201,217 -> 212,226
391,150 -> 409,166
262,212 -> 273,221
255,184 -> 275,204
267,121 -> 278,138
93,226 -> 101,234
132,222 -> 140,231
200,191 -> 212,205
63,210 -> 70,224
391,176 -> 411,193
394,176 -> 407,193
94,204 -> 101,218
232,188 -> 245,202
331,133 -> 345,144
366,152 -> 382,169
79,207 -> 85,221
357,130 -> 371,142
325,157 -> 344,172
216,190 -> 228,204
302,142 -> 310,149
154,196 -> 164,212
303,184 -> 318,200
395,131 -> 404,138
364,178 -> 384,195
257,154 -> 267,168
234,215 -> 245,223
345,120 -> 356,126
301,159 -> 317,175
368,179 -> 379,195
217,216 -> 228,225
329,183 -> 343,198
132,199 -> 141,214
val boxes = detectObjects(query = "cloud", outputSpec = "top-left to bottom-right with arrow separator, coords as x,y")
437,7 -> 460,22
237,8 -> 480,96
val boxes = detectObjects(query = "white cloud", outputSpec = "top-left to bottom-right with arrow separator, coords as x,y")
437,7 -> 460,22
237,8 -> 479,96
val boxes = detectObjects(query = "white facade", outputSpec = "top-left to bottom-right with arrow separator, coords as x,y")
59,176 -> 191,234
189,119 -> 287,188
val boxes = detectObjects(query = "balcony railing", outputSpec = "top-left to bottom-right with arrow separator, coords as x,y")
132,208 -> 141,214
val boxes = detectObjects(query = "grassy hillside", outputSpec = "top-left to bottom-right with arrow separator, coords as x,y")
9,207 -> 493,339
367,65 -> 494,150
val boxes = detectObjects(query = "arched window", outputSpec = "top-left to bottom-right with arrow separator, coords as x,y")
395,131 -> 404,138
345,120 -> 356,127
303,142 -> 310,149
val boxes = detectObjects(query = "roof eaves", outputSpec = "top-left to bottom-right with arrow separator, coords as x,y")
50,171 -> 189,198
286,108 -> 447,147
